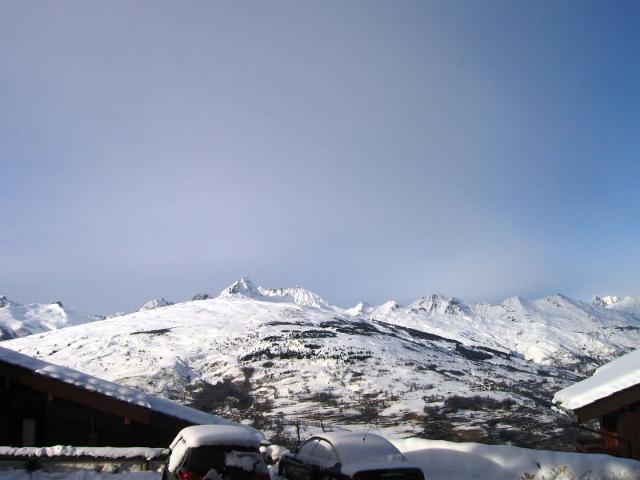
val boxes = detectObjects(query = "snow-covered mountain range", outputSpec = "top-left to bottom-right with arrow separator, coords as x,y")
3,279 -> 640,448
0,296 -> 85,340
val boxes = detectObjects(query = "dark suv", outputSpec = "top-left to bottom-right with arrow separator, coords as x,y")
162,425 -> 270,480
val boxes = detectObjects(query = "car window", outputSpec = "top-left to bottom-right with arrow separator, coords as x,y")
184,445 -> 259,475
309,440 -> 337,466
296,439 -> 320,463
168,438 -> 188,472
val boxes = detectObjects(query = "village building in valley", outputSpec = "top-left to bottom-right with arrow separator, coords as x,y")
554,348 -> 640,460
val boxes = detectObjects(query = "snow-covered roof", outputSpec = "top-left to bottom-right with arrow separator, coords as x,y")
171,425 -> 262,449
318,432 -> 410,475
554,348 -> 640,411
0,446 -> 164,460
0,346 -> 233,427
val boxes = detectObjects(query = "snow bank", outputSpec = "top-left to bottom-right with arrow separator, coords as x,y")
554,348 -> 640,411
392,438 -> 640,480
0,471 -> 159,479
0,447 -> 163,460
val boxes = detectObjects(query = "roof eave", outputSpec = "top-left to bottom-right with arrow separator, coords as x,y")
570,382 -> 640,423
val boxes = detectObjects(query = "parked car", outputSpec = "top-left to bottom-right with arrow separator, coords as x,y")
162,424 -> 270,480
278,432 -> 425,480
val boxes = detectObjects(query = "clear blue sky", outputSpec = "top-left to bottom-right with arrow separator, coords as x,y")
1,1 -> 639,314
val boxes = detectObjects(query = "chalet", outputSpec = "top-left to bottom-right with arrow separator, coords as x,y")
554,349 -> 640,460
0,346 -> 239,447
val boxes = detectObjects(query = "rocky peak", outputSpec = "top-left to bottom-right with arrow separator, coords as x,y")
138,298 -> 174,312
345,302 -> 371,316
220,278 -> 260,298
192,293 -> 212,301
410,294 -> 468,315
592,295 -> 623,308
0,296 -> 17,308
258,286 -> 330,309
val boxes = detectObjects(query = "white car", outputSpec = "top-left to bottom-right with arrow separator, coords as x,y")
279,432 -> 425,480
162,425 -> 270,480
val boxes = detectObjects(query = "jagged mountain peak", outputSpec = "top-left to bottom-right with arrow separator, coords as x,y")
346,300 -> 403,317
345,302 -> 372,316
592,295 -> 640,319
541,293 -> 583,309
220,278 -> 330,309
500,295 -> 533,309
138,298 -> 174,312
220,278 -> 260,298
192,293 -> 212,301
592,295 -> 622,307
0,296 -> 19,308
409,293 -> 468,315
258,286 -> 329,308
378,299 -> 401,312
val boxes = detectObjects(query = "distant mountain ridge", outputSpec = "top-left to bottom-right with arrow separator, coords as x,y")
3,283 -> 640,368
220,278 -> 330,309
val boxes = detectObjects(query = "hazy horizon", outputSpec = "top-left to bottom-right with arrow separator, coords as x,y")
2,1 -> 639,314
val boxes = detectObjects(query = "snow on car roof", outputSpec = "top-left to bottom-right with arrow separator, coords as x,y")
554,348 -> 640,411
0,346 -> 231,427
320,431 -> 402,456
172,425 -> 262,449
316,432 -> 410,474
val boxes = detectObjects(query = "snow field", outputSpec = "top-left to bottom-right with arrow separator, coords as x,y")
393,438 -> 640,480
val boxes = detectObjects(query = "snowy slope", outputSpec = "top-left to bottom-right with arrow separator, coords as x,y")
379,293 -> 640,371
0,296 -> 83,340
594,294 -> 640,318
4,280 -> 640,448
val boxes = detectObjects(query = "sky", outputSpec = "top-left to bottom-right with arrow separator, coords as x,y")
1,1 -> 640,314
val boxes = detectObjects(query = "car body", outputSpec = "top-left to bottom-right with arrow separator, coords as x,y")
278,432 -> 425,480
162,424 -> 270,480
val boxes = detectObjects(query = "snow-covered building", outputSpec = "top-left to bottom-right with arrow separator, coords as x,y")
0,346 -> 237,447
554,349 -> 640,460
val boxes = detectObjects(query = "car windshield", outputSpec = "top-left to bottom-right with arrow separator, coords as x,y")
336,436 -> 404,465
185,445 -> 259,475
